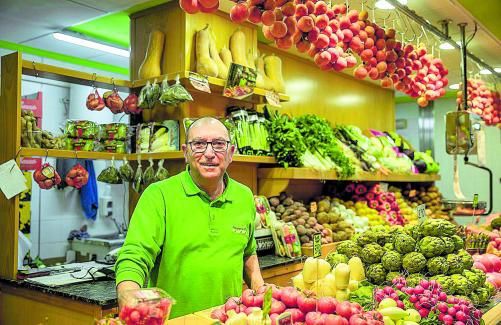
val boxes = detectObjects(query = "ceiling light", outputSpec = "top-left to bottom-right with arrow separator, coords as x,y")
439,42 -> 455,50
375,0 -> 407,10
449,84 -> 460,90
53,32 -> 129,57
479,69 -> 492,75
495,68 -> 501,73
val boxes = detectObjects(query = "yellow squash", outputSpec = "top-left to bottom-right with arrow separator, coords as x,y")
195,25 -> 218,77
230,29 -> 248,67
138,30 -> 165,79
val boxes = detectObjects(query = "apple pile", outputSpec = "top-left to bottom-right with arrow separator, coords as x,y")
212,287 -> 383,325
456,79 -> 500,126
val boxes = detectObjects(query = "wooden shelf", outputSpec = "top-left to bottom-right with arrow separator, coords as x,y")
130,71 -> 290,103
258,168 -> 441,182
21,60 -> 131,92
19,147 -> 276,164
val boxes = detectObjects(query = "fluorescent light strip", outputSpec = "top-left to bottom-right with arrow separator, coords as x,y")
479,69 -> 492,75
375,0 -> 407,10
495,68 -> 501,73
449,84 -> 460,90
53,32 -> 130,58
439,42 -> 455,50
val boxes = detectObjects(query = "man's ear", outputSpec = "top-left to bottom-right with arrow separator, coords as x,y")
181,143 -> 188,163
228,144 -> 236,163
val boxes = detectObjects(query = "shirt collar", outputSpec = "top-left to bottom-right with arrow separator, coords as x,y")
181,165 -> 234,202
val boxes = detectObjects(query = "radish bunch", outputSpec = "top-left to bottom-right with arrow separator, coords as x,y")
457,79 -> 500,125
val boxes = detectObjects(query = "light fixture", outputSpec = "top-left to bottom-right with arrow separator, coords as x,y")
479,69 -> 492,75
495,68 -> 501,73
53,32 -> 130,58
375,0 -> 407,10
439,42 -> 455,50
449,84 -> 460,90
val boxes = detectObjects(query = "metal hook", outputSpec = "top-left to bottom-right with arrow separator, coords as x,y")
91,73 -> 97,88
74,150 -> 78,160
44,149 -> 49,163
32,61 -> 39,78
110,77 -> 116,90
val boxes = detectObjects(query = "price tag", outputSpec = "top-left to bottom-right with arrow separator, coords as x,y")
472,194 -> 479,209
265,91 -> 281,107
416,204 -> 426,222
188,72 -> 211,93
379,182 -> 389,192
310,202 -> 317,214
262,287 -> 272,320
313,233 -> 322,258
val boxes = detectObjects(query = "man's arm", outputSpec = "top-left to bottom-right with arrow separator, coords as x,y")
243,254 -> 264,290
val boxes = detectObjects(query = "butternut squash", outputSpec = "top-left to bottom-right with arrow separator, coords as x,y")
264,54 -> 286,93
138,30 -> 165,79
220,47 -> 233,68
195,25 -> 218,77
230,29 -> 248,67
208,28 -> 228,80
256,54 -> 274,90
246,50 -> 256,70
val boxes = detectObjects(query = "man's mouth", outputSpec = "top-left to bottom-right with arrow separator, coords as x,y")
200,162 -> 219,167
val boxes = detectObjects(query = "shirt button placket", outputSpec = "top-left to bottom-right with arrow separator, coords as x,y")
209,203 -> 218,236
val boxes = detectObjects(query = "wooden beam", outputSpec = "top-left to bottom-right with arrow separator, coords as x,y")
0,52 -> 22,279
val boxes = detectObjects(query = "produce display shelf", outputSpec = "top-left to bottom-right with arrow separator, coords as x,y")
131,71 -> 290,103
21,60 -> 131,92
257,168 -> 441,182
19,148 -> 277,164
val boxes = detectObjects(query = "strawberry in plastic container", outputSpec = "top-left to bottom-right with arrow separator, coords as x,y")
65,163 -> 89,189
33,163 -> 62,190
119,288 -> 175,325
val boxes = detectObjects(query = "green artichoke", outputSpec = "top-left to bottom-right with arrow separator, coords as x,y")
441,237 -> 455,254
366,263 -> 386,285
356,231 -> 378,246
446,254 -> 464,275
384,243 -> 395,251
403,252 -> 427,274
326,252 -> 349,268
361,243 -> 385,265
382,251 -> 403,271
420,219 -> 456,237
336,240 -> 361,259
386,271 -> 402,283
450,274 -> 473,295
404,224 -> 422,241
417,236 -> 445,258
406,273 -> 425,287
456,249 -> 474,270
451,235 -> 464,252
431,275 -> 455,295
475,287 -> 490,305
484,281 -> 496,297
427,257 -> 449,276
394,234 -> 417,254
469,292 -> 480,306
463,269 -> 485,290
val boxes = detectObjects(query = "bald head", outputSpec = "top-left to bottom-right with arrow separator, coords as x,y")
186,117 -> 230,143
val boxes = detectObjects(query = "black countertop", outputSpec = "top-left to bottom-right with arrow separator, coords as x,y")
0,254 -> 304,307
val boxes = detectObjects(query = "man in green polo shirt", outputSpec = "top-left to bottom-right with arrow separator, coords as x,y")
115,117 -> 264,318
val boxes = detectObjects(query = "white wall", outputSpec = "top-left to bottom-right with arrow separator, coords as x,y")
396,99 -> 501,222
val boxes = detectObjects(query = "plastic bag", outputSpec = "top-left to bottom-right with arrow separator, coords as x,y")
145,79 -> 161,108
171,75 -> 193,104
132,158 -> 143,193
97,157 -> 122,184
138,81 -> 151,109
143,158 -> 156,186
155,159 -> 169,181
119,157 -> 134,182
159,77 -> 174,105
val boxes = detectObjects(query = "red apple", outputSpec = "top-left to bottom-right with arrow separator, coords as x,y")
270,299 -> 286,314
241,289 -> 264,308
297,292 -> 317,314
318,297 -> 338,314
285,308 -> 306,322
230,3 -> 249,23
281,287 -> 300,308
179,0 -> 199,14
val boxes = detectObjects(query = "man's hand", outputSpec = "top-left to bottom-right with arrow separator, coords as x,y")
117,280 -> 141,309
243,254 -> 265,290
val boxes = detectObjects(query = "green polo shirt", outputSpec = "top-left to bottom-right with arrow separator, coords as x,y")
115,167 -> 257,318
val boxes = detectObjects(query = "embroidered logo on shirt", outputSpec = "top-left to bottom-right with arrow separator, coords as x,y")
232,225 -> 248,236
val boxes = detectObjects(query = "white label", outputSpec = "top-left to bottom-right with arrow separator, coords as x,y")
379,182 -> 389,192
0,160 -> 28,199
416,204 -> 426,222
188,72 -> 211,93
265,91 -> 281,107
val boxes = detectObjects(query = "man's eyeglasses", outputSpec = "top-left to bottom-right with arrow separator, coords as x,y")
188,140 -> 230,153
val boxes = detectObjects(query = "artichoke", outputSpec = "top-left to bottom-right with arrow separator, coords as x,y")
386,271 -> 402,283
394,234 -> 417,254
406,273 -> 425,287
366,263 -> 386,285
457,249 -> 474,270
432,275 -> 455,295
463,269 -> 485,290
427,257 -> 449,276
484,281 -> 496,297
450,274 -> 473,295
326,252 -> 349,268
417,236 -> 445,258
404,224 -> 422,241
403,252 -> 427,274
361,243 -> 385,265
474,287 -> 490,305
446,254 -> 464,275
420,219 -> 456,237
356,231 -> 378,246
441,237 -> 455,255
382,251 -> 403,271
451,235 -> 464,252
384,243 -> 395,251
336,240 -> 362,259
469,292 -> 480,306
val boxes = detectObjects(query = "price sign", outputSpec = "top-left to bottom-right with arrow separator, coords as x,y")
379,182 -> 389,192
265,91 -> 281,107
188,72 -> 211,93
262,287 -> 272,320
310,201 -> 317,214
472,194 -> 479,209
223,63 -> 256,99
416,204 -> 426,222
313,233 -> 322,258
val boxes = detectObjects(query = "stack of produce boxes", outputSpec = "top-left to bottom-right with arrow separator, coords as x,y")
64,120 -> 99,151
97,123 -> 128,153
